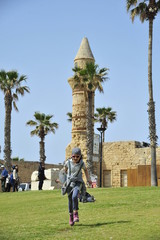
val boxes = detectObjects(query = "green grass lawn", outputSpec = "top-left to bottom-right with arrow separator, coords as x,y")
0,187 -> 160,240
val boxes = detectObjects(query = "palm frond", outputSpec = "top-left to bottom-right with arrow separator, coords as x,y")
66,112 -> 72,122
16,87 -> 25,95
30,129 -> 39,136
0,69 -> 7,80
18,75 -> 27,83
7,71 -> 18,80
157,0 -> 160,10
45,114 -> 53,121
26,120 -> 37,126
13,93 -> 18,101
126,0 -> 138,12
127,1 -> 148,22
13,101 -> 18,112
16,86 -> 30,95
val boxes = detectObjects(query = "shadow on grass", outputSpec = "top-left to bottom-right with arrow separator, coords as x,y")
75,220 -> 131,227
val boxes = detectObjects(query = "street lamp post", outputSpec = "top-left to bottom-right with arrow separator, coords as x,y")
97,126 -> 106,187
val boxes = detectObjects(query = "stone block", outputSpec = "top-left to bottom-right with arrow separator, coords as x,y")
31,171 -> 38,181
31,168 -> 61,190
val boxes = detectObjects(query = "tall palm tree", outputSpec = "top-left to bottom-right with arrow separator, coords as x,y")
94,107 -> 117,142
126,0 -> 160,186
0,70 -> 30,171
26,112 -> 58,164
72,62 -> 109,175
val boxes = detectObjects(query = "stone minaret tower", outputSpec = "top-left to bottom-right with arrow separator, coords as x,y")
65,37 -> 95,164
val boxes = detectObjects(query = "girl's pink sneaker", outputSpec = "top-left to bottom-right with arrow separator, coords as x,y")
69,213 -> 74,226
73,212 -> 79,222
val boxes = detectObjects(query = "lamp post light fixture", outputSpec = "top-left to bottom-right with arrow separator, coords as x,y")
97,126 -> 106,187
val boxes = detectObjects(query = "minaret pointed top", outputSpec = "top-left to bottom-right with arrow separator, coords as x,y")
74,37 -> 95,62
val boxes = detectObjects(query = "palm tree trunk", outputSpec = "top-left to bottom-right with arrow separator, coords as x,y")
4,93 -> 12,171
148,17 -> 157,186
86,92 -> 93,175
39,139 -> 46,164
102,119 -> 107,142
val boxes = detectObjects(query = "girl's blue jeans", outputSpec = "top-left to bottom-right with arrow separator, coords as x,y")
68,187 -> 79,213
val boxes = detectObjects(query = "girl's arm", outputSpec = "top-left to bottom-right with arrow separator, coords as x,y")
64,166 -> 68,174
84,167 -> 92,185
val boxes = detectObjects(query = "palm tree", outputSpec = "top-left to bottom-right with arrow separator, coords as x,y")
0,70 -> 30,171
72,62 -> 109,175
26,112 -> 58,164
94,107 -> 117,142
126,0 -> 160,186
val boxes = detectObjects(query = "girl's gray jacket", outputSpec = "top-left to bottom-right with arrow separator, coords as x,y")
64,158 -> 86,185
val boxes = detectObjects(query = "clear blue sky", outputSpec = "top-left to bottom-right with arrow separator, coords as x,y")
0,0 -> 160,164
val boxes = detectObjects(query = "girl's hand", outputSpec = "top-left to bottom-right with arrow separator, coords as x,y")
87,180 -> 92,186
